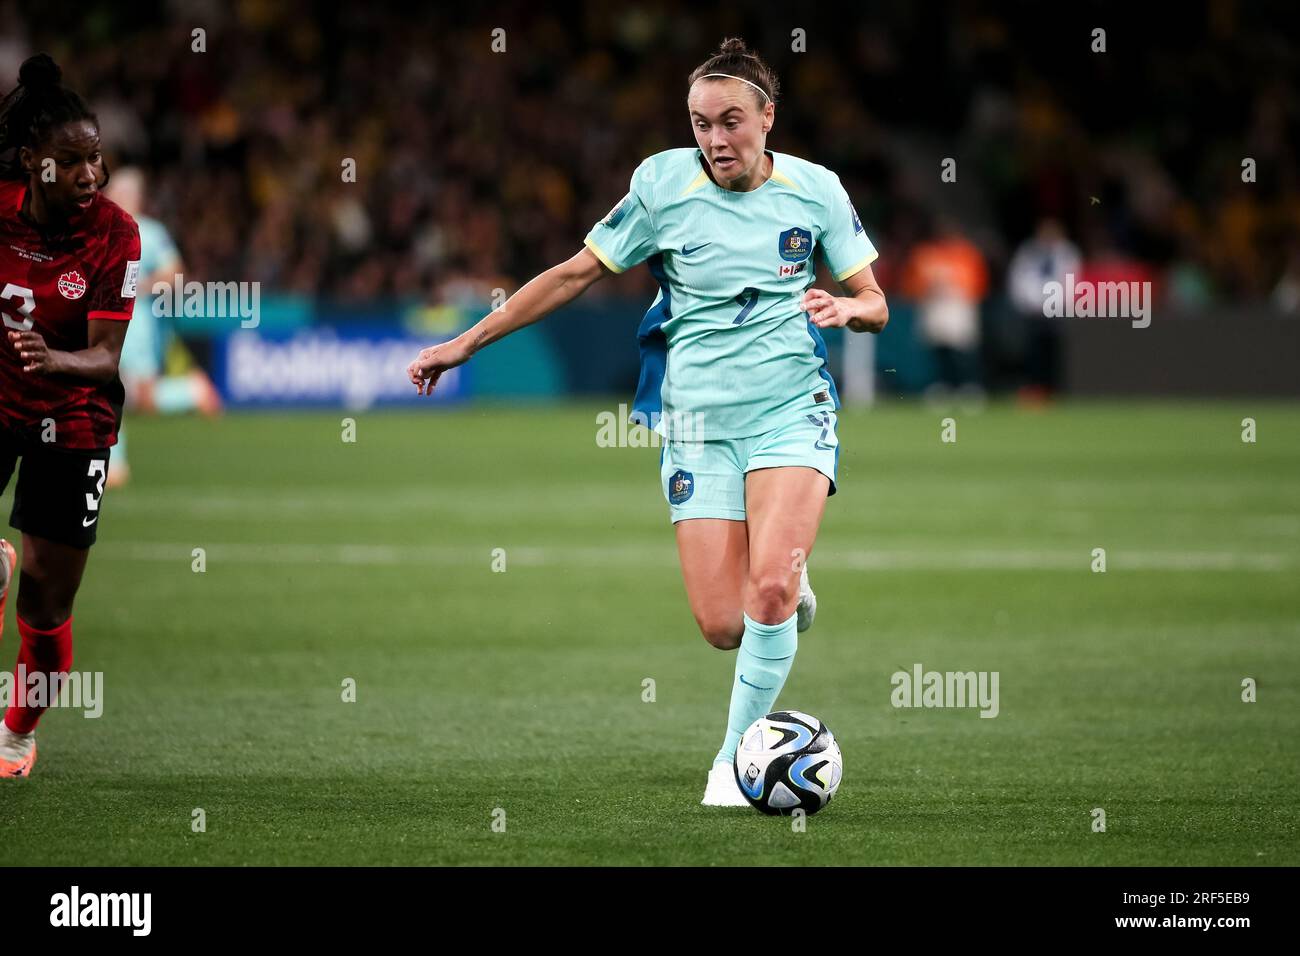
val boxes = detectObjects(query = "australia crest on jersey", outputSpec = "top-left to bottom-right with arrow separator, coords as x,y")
57,270 -> 87,300
778,226 -> 812,263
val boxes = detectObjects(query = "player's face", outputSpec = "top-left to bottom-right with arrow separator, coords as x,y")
688,80 -> 774,190
20,120 -> 105,221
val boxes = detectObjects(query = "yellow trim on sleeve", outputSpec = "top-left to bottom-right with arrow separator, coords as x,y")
832,250 -> 879,283
584,237 -> 625,274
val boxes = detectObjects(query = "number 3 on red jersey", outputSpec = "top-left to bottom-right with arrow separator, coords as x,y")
0,283 -> 35,331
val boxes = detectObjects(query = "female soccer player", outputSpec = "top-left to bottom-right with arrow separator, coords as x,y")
0,54 -> 141,777
408,39 -> 888,805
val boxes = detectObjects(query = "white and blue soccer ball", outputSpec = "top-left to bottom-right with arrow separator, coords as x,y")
734,711 -> 843,815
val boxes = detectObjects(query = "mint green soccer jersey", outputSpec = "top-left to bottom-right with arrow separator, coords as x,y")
584,148 -> 878,440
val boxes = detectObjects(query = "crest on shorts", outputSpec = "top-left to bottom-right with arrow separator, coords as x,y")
779,227 -> 812,262
668,468 -> 694,505
58,270 -> 87,300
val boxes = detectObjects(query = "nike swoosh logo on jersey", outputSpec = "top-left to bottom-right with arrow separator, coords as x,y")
82,516 -> 98,527
680,242 -> 712,256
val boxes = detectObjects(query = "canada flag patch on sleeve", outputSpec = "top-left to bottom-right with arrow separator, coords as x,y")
121,260 -> 141,298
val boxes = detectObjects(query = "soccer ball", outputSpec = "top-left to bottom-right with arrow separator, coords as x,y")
734,711 -> 843,815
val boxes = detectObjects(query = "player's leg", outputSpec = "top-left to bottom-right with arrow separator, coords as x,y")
0,444 -> 105,778
14,532 -> 90,628
660,435 -> 760,804
677,518 -> 757,803
744,466 -> 829,623
661,435 -> 749,649
0,436 -> 17,646
155,337 -> 222,417
708,411 -> 838,780
154,371 -> 222,416
709,466 -> 829,771
673,518 -> 748,650
0,534 -> 88,777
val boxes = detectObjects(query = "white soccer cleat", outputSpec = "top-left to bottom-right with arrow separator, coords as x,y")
796,562 -> 816,633
701,761 -> 750,807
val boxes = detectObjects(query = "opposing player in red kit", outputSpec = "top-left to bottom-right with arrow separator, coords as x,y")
0,55 -> 141,776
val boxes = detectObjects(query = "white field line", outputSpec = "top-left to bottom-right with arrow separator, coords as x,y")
96,542 -> 1295,572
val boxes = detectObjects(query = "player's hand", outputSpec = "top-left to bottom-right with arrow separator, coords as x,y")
407,337 -> 472,396
8,330 -> 56,373
800,288 -> 853,329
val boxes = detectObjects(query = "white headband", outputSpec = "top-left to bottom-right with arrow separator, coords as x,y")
697,72 -> 771,103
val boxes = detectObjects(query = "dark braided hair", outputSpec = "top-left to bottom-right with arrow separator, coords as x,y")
0,53 -> 105,183
688,38 -> 780,109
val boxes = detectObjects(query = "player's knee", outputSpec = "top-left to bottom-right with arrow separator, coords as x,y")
749,574 -> 797,625
15,581 -> 74,631
15,602 -> 72,631
697,616 -> 743,650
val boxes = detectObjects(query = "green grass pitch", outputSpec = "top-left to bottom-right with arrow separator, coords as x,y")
1,401 -> 1296,865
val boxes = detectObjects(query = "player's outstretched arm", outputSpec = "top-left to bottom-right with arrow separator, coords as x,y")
6,319 -> 128,383
408,247 -> 609,395
800,263 -> 889,334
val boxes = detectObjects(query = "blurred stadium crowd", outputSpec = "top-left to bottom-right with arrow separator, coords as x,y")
3,1 -> 1299,392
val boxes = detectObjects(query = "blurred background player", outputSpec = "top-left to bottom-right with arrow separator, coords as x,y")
0,54 -> 140,777
1007,218 -> 1081,400
103,167 -> 220,488
901,215 -> 988,400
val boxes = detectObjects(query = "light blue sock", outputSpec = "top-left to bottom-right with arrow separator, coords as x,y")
713,611 -> 798,766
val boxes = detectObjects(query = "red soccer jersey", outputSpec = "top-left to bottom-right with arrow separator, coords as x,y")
0,179 -> 141,449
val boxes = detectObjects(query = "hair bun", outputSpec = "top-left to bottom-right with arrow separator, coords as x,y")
18,53 -> 61,92
718,37 -> 751,57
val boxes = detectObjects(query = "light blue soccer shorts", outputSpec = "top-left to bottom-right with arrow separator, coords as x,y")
659,409 -> 839,522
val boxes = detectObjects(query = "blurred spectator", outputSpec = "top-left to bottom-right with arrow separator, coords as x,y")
901,218 -> 989,395
1273,239 -> 1300,315
1008,218 -> 1081,397
2,0 -> 1295,359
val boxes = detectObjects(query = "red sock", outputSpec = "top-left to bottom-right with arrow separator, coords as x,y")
4,615 -> 74,735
